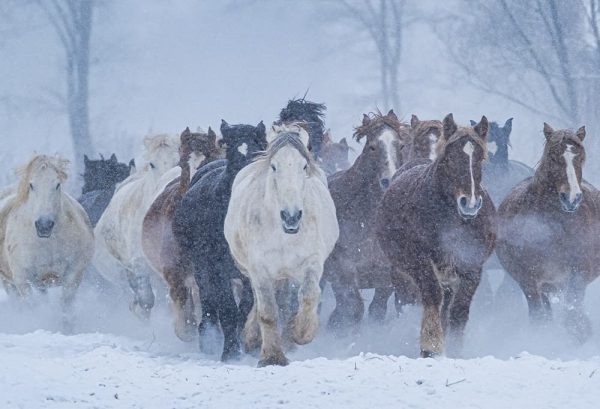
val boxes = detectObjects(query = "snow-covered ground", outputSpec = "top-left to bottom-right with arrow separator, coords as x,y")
1,270 -> 599,408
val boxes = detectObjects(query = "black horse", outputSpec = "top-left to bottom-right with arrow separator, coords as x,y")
78,154 -> 134,226
470,118 -> 534,306
173,120 -> 267,361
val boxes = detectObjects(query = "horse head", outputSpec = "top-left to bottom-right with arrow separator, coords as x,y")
277,98 -> 326,158
16,155 -> 69,238
220,120 -> 267,170
320,131 -> 352,175
471,117 -> 512,165
354,109 -> 408,191
263,124 -> 317,234
143,133 -> 180,175
537,123 -> 586,213
436,114 -> 488,220
409,114 -> 443,162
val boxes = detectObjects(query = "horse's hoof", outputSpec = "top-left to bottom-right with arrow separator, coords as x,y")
420,350 -> 439,358
221,348 -> 242,362
174,324 -> 197,343
257,354 -> 289,367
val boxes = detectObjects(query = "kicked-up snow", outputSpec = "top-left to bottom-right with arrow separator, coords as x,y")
0,270 -> 599,408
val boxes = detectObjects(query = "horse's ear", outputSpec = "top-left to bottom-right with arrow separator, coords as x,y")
387,109 -> 398,121
469,120 -> 477,126
504,118 -> 513,134
207,127 -> 216,143
339,137 -> 348,147
110,153 -> 117,162
84,154 -> 90,165
128,159 -> 136,173
220,119 -> 230,132
576,126 -> 586,141
256,120 -> 266,136
442,113 -> 457,140
474,116 -> 488,140
543,122 -> 554,140
362,114 -> 371,126
267,125 -> 279,144
410,114 -> 419,128
298,128 -> 310,148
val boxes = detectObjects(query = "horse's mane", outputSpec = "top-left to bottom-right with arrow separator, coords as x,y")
15,154 -> 69,205
353,111 -> 409,142
255,126 -> 320,177
434,127 -> 488,160
277,98 -> 326,156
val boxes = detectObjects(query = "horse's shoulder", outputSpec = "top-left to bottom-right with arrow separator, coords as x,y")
498,177 -> 535,214
63,193 -> 94,232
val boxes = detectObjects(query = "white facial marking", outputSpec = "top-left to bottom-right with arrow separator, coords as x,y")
428,133 -> 438,161
564,146 -> 581,202
237,143 -> 248,156
463,141 -> 477,207
487,141 -> 498,156
379,130 -> 398,178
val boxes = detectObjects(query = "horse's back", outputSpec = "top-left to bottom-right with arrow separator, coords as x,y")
78,189 -> 114,227
484,161 -> 534,205
190,159 -> 227,187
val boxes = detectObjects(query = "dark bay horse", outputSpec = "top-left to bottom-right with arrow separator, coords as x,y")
78,154 -> 133,226
172,120 -> 267,361
496,123 -> 600,343
376,114 -> 496,357
142,127 -> 222,341
324,110 -> 409,333
320,132 -> 352,176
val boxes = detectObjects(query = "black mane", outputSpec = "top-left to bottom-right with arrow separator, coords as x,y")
278,98 -> 326,158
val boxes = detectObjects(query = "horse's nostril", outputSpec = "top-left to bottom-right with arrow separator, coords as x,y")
297,210 -> 303,221
280,210 -> 288,221
380,178 -> 390,189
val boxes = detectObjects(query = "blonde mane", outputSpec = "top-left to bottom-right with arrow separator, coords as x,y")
142,133 -> 179,162
15,154 -> 69,206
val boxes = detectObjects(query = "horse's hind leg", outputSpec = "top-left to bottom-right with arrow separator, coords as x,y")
195,270 -> 220,355
368,286 -> 392,323
446,270 -> 481,358
564,273 -> 592,343
253,275 -> 288,367
327,275 -> 364,336
291,268 -> 321,345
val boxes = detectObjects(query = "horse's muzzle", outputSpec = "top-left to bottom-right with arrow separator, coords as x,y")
560,192 -> 583,213
35,218 -> 55,238
280,209 -> 302,234
457,195 -> 483,220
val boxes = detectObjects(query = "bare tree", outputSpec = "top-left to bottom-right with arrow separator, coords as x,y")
36,0 -> 96,173
329,0 -> 411,112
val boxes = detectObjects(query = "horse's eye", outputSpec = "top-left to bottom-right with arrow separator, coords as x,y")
150,163 -> 156,169
271,164 -> 276,172
29,183 -> 34,191
56,183 -> 61,190
369,145 -> 376,151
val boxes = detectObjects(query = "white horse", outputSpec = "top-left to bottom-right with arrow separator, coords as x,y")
0,155 -> 94,329
93,134 -> 179,319
224,124 -> 339,367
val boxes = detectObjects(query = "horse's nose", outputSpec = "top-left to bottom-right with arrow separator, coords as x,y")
560,192 -> 583,212
457,195 -> 483,220
380,178 -> 390,190
34,217 -> 55,238
280,209 -> 303,234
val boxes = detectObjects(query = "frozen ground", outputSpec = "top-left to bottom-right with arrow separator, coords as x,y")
0,270 -> 599,408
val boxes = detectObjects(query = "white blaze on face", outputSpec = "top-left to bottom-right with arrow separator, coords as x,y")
237,143 -> 248,156
564,145 -> 582,202
429,133 -> 438,161
463,141 -> 477,207
487,141 -> 498,156
379,130 -> 398,178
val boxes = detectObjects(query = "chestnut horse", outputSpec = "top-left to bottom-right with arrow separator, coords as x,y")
496,123 -> 600,343
323,110 -> 409,334
376,114 -> 496,357
142,127 -> 222,341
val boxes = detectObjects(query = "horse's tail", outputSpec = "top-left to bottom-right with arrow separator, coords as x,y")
178,127 -> 193,196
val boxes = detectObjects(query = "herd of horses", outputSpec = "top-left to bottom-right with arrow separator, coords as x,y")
0,98 -> 599,367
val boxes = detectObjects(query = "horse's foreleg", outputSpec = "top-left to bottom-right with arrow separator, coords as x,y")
393,272 -> 420,313
368,286 -> 392,323
564,272 -> 591,344
126,258 -> 155,321
214,272 -> 241,362
327,274 -> 364,336
520,280 -> 551,325
446,270 -> 481,358
291,269 -> 321,345
254,276 -> 288,367
238,275 -> 254,334
195,269 -> 220,355
60,268 -> 84,334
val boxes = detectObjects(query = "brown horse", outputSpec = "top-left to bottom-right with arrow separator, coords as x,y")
376,114 -> 496,357
324,110 -> 410,334
496,123 -> 600,343
405,115 -> 443,163
142,127 -> 222,341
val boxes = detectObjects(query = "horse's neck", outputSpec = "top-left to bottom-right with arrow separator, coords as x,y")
490,147 -> 509,166
348,153 -> 383,192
